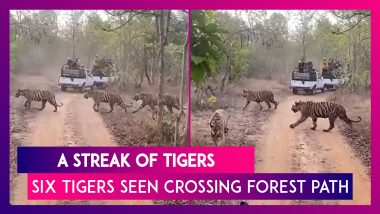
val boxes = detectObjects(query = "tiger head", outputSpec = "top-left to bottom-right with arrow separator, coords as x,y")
15,89 -> 26,98
291,101 -> 304,113
84,91 -> 95,99
133,93 -> 142,101
209,120 -> 223,138
242,90 -> 249,97
210,126 -> 220,139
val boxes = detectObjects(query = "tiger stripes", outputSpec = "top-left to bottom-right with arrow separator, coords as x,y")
209,109 -> 229,146
162,94 -> 180,113
84,90 -> 132,113
132,93 -> 180,114
242,90 -> 279,110
132,93 -> 158,114
15,88 -> 63,112
290,101 -> 361,132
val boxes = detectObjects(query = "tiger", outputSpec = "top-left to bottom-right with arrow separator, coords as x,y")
242,90 -> 279,110
289,101 -> 361,132
84,90 -> 132,113
194,84 -> 218,96
132,93 -> 158,114
163,94 -> 180,113
209,109 -> 229,146
15,88 -> 63,112
132,93 -> 180,114
195,99 -> 206,112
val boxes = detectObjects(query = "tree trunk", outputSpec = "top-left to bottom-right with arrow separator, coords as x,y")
144,46 -> 151,85
220,48 -> 231,93
247,31 -> 250,47
174,37 -> 188,146
119,30 -> 123,73
269,48 -> 273,79
282,34 -> 288,84
302,31 -> 306,60
155,16 -> 159,42
72,28 -> 76,58
138,70 -> 143,88
181,114 -> 189,146
240,33 -> 243,48
151,56 -> 155,85
135,48 -> 143,88
157,11 -> 170,139
265,44 -> 269,77
221,70 -> 228,93
164,11 -> 171,46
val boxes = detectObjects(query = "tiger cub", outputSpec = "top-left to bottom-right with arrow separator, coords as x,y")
15,88 -> 63,112
132,93 -> 158,114
242,90 -> 279,110
132,93 -> 180,114
290,101 -> 361,132
84,91 -> 132,113
209,109 -> 229,146
163,94 -> 180,113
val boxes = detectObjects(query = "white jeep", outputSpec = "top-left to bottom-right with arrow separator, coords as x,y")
91,69 -> 109,89
322,74 -> 348,90
290,69 -> 326,95
58,64 -> 94,92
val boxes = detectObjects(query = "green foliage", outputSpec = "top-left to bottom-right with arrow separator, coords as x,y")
207,95 -> 217,105
10,10 -> 187,87
192,10 -> 369,92
312,17 -> 348,60
10,39 -> 27,73
165,44 -> 183,77
347,70 -> 370,90
327,10 -> 370,90
229,47 -> 250,79
82,14 -> 114,56
191,10 -> 227,85
263,12 -> 288,48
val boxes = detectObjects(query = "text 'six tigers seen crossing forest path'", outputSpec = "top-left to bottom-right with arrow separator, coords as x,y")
9,79 -> 370,205
10,92 -> 152,205
191,79 -> 370,205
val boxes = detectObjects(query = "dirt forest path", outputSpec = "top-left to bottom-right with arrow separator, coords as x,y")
251,93 -> 370,205
10,92 -> 152,205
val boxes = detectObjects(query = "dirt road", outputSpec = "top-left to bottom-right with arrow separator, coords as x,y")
10,92 -> 152,205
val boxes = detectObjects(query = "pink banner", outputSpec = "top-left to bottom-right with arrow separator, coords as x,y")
19,147 -> 254,173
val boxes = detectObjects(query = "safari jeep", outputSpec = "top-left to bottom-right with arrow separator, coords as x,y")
58,61 -> 94,92
290,68 -> 326,95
